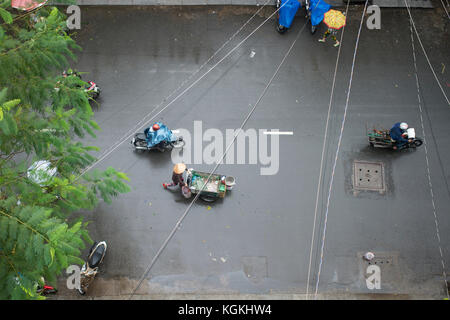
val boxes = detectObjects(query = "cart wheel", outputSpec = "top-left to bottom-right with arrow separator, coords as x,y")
200,195 -> 217,203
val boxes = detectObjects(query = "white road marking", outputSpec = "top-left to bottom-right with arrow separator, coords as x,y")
263,131 -> 293,135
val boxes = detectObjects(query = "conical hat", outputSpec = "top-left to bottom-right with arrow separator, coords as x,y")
173,163 -> 186,174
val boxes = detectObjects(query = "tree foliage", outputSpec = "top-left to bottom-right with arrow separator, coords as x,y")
0,1 -> 131,299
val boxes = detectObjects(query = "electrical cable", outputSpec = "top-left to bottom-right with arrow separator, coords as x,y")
313,0 -> 369,299
305,0 -> 351,300
128,18 -> 309,300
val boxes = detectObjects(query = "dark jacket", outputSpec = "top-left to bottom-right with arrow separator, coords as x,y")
172,172 -> 184,185
390,122 -> 408,142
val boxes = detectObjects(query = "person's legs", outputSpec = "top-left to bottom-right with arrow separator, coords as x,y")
318,29 -> 330,42
331,32 -> 340,47
163,182 -> 180,189
392,141 -> 407,150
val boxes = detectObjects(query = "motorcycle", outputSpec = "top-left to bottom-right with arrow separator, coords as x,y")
36,284 -> 58,295
276,0 -> 301,34
305,0 -> 331,34
368,127 -> 423,150
77,241 -> 107,295
131,122 -> 185,152
14,274 -> 58,296
60,70 -> 101,100
85,80 -> 101,100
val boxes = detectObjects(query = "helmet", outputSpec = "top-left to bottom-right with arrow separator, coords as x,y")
400,122 -> 408,130
152,124 -> 160,131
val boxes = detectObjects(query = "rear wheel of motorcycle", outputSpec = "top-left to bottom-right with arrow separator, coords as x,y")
414,139 -> 423,147
277,25 -> 287,34
133,134 -> 147,150
45,288 -> 58,294
135,140 -> 147,149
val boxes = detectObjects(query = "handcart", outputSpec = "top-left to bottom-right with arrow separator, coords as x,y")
185,169 -> 228,202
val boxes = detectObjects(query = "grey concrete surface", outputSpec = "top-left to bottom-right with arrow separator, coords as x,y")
63,0 -> 437,7
60,5 -> 450,299
71,0 -> 344,6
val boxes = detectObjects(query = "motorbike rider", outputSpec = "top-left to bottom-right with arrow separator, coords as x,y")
390,122 -> 412,150
144,123 -> 161,147
148,123 -> 160,134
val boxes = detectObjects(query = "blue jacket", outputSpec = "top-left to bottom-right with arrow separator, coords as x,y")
310,0 -> 332,27
389,122 -> 408,142
144,122 -> 177,148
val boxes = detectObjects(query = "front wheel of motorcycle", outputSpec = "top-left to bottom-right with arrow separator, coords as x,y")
171,138 -> 185,149
311,24 -> 317,35
414,139 -> 423,147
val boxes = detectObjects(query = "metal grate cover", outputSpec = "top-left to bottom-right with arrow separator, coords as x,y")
241,256 -> 268,283
353,160 -> 385,192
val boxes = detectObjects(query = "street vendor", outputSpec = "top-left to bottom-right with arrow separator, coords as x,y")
163,163 -> 187,189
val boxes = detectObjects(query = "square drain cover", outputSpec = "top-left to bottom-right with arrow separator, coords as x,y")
241,256 -> 267,283
353,161 -> 385,192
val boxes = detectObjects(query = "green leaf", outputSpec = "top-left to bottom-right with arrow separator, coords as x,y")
0,88 -> 7,104
0,8 -> 12,25
2,99 -> 20,111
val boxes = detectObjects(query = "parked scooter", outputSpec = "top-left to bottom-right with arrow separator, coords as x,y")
61,70 -> 101,100
36,283 -> 58,295
85,80 -> 101,100
131,122 -> 185,152
305,0 -> 332,34
14,275 -> 57,296
77,241 -> 107,295
276,0 -> 301,34
368,127 -> 423,150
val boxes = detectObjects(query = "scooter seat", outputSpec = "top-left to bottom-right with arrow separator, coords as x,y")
88,245 -> 105,268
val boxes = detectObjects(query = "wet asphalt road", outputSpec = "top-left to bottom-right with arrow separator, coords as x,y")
71,5 -> 450,297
